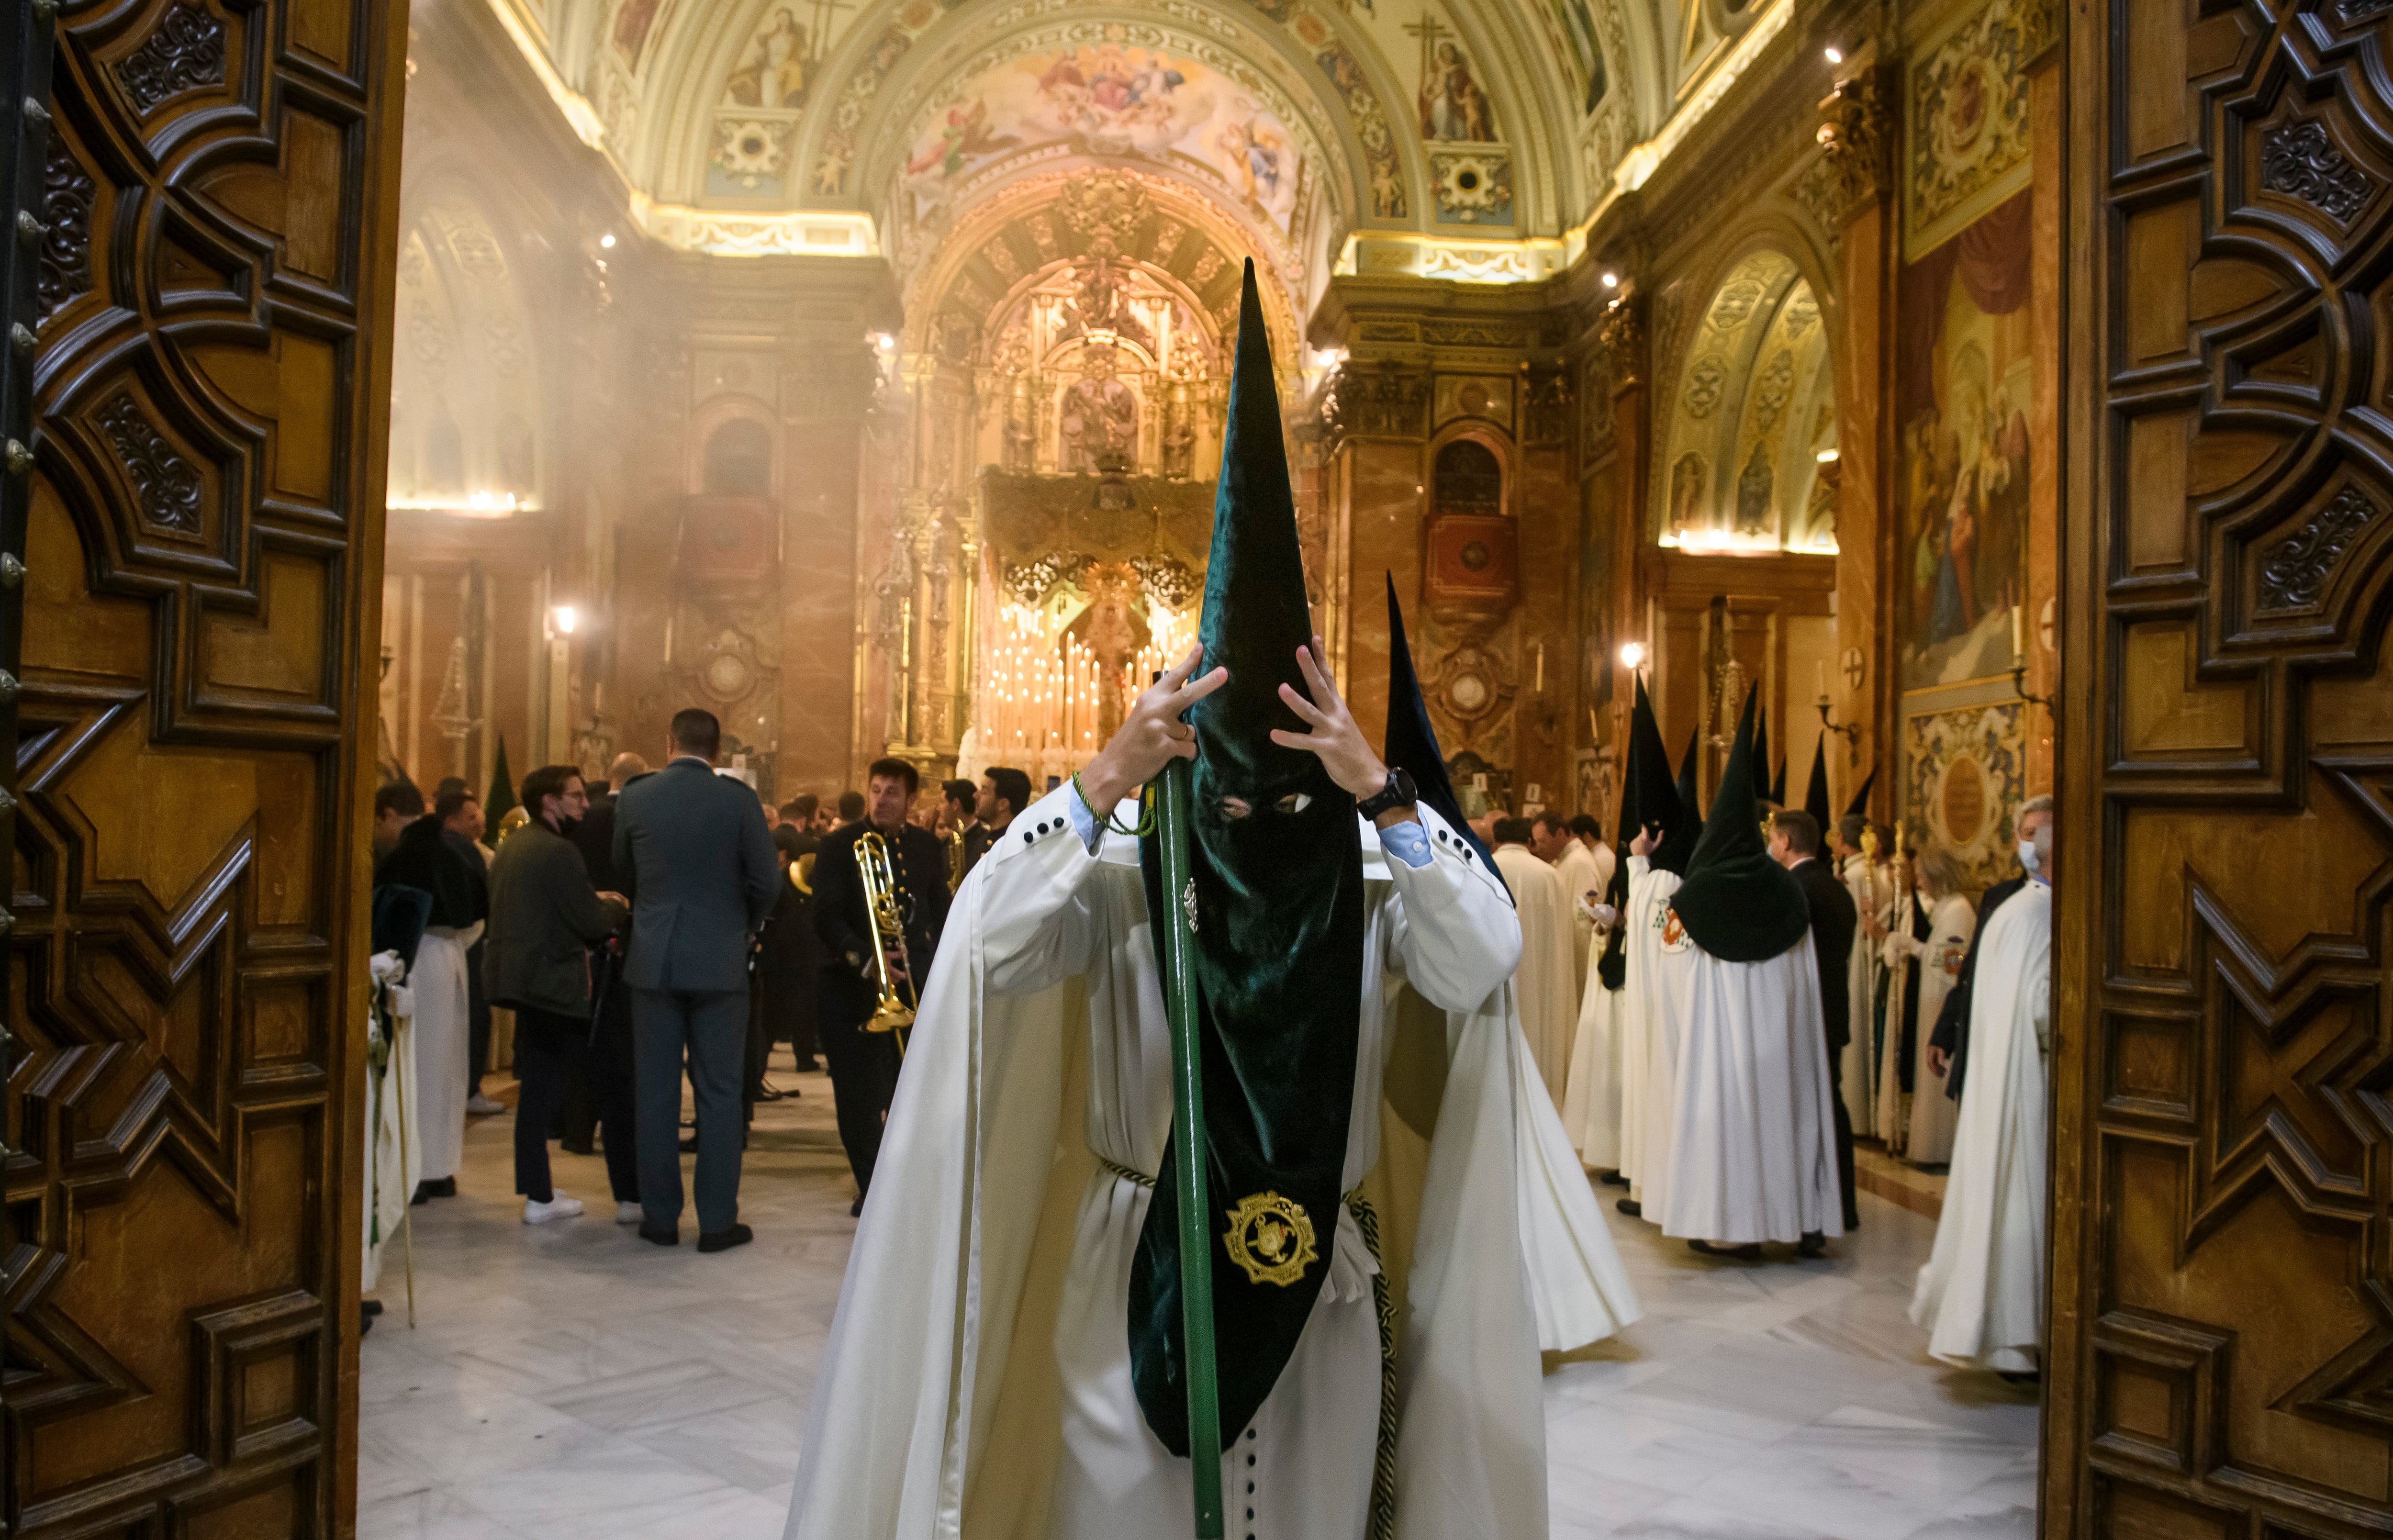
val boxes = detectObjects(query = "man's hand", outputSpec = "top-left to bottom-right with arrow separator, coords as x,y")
1076,646 -> 1228,812
1927,1046 -> 1950,1078
596,890 -> 628,908
1271,637 -> 1391,802
1629,823 -> 1656,859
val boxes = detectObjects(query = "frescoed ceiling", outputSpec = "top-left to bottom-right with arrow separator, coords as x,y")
483,0 -> 1787,302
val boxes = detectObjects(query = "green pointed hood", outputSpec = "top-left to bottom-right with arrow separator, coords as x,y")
1132,260 -> 1365,1458
1750,706 -> 1772,803
1668,689 -> 1810,961
1385,574 -> 1503,886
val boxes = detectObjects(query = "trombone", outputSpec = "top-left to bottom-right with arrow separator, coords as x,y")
856,830 -> 917,1041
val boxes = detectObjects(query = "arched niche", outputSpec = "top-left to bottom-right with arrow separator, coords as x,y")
386,189 -> 548,516
1655,247 -> 1839,555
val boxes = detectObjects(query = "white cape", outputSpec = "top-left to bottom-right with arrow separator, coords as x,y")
1494,846 -> 1579,1111
1911,881 -> 2050,1372
1560,974 -> 1625,1169
1650,929 -> 1844,1247
1876,892 -> 1974,1162
409,921 -> 479,1182
362,951 -> 420,1295
1622,859 -> 1683,1203
784,797 -> 1637,1540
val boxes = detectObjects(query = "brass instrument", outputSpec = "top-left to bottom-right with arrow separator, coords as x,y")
856,830 -> 917,1036
945,825 -> 965,891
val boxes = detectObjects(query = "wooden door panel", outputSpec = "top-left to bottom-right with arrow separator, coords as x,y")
2056,0 -> 2393,1532
5,1 -> 403,1537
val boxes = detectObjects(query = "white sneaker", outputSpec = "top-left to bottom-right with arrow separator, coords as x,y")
615,1201 -> 643,1225
523,1192 -> 584,1224
466,1093 -> 505,1116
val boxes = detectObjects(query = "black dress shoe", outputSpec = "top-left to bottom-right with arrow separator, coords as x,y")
679,1135 -> 699,1153
1615,1198 -> 1642,1218
697,1223 -> 753,1254
1798,1230 -> 1829,1258
412,1177 -> 455,1204
1687,1239 -> 1764,1261
560,1139 -> 595,1156
850,1195 -> 864,1218
638,1223 -> 678,1246
1598,1170 -> 1631,1188
361,1299 -> 384,1317
360,1307 -> 374,1337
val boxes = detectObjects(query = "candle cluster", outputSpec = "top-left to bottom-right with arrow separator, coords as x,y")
976,599 -> 1195,786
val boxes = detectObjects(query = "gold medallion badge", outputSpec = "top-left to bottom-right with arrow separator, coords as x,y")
1222,1191 -> 1319,1287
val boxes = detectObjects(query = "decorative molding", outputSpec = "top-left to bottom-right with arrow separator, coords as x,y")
115,1 -> 228,115
93,393 -> 203,534
2261,118 -> 2375,225
2258,487 -> 2378,612
37,136 -> 94,323
1793,73 -> 1890,234
1592,297 -> 1643,389
1320,364 -> 1430,448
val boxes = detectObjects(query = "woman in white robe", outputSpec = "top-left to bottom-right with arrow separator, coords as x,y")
1875,847 -> 1975,1164
1910,877 -> 2050,1373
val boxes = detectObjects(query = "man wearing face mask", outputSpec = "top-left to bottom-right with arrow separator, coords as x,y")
1911,795 -> 2055,1376
784,266 -> 1637,1540
1925,795 -> 2053,1099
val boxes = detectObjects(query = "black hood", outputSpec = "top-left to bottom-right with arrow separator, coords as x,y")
1751,706 -> 1773,803
1803,736 -> 1832,827
1132,260 -> 1366,1457
1384,574 -> 1505,891
1596,675 -> 1678,988
1845,767 -> 1877,821
1667,689 -> 1810,962
1651,727 -> 1703,876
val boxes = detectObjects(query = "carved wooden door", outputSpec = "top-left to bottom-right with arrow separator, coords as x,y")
2052,0 -> 2393,1533
4,1 -> 404,1536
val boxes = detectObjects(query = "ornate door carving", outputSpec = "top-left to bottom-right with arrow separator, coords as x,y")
2054,0 -> 2393,1533
5,1 -> 404,1536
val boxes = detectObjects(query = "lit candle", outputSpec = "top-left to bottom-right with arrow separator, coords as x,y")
2012,603 -> 2026,662
1817,659 -> 1828,704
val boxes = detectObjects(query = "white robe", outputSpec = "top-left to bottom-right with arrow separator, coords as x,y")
1838,855 -> 1885,1140
1560,973 -> 1624,1169
1622,858 -> 1683,1205
408,921 -> 480,1183
1493,846 -> 1579,1111
1911,881 -> 2050,1373
1649,921 -> 1844,1246
783,788 -> 1638,1540
362,951 -> 420,1295
1876,892 -> 1974,1163
1554,841 -> 1607,991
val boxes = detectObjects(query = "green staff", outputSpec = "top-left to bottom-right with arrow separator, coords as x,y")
1155,753 -> 1223,1538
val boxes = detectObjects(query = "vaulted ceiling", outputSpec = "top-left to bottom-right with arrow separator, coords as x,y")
487,0 -> 1792,303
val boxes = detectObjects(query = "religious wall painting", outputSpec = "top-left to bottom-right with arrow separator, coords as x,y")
1904,0 -> 2037,258
1310,35 -> 1409,218
896,47 -> 1304,235
1059,346 -> 1140,471
1896,189 -> 2033,689
809,0 -> 971,194
1902,700 -> 2024,892
1534,0 -> 1610,115
1433,373 -> 1515,432
1411,17 -> 1499,141
610,0 -> 668,68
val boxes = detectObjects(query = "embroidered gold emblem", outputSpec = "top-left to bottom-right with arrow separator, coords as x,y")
1659,906 -> 1691,953
1222,1191 -> 1319,1287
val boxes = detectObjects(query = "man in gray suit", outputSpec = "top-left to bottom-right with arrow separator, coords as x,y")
614,708 -> 778,1251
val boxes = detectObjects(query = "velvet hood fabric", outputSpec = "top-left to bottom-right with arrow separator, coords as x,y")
1751,707 -> 1773,803
1596,676 -> 1679,990
1845,767 -> 1878,821
1129,261 -> 1368,1456
1804,737 -> 1833,827
1384,573 -> 1505,887
1669,690 -> 1810,963
1650,728 -> 1703,877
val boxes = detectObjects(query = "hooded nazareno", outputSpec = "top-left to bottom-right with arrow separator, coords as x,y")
1668,689 -> 1810,962
1595,676 -> 1679,990
1129,261 -> 1367,1455
1384,574 -> 1503,884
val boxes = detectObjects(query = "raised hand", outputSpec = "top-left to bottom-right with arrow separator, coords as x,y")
1076,645 -> 1228,813
1270,636 -> 1389,800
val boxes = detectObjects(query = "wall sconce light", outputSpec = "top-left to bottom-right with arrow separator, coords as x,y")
1815,447 -> 1840,464
1600,270 -> 1619,289
551,604 -> 578,636
1824,45 -> 1845,64
1619,641 -> 1647,670
599,233 -> 616,249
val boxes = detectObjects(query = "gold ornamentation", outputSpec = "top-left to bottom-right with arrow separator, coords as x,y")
1223,1191 -> 1318,1287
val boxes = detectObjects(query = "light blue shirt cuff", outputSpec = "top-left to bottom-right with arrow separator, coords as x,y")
1378,819 -> 1431,869
1065,785 -> 1103,853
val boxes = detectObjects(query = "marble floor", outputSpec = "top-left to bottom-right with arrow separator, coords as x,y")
357,1058 -> 2039,1540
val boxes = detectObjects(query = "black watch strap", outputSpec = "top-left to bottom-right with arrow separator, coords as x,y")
1356,767 -> 1418,819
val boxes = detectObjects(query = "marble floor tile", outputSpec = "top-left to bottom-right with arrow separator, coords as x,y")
358,1060 -> 2041,1540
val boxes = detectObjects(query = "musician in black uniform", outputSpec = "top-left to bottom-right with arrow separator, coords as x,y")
812,756 -> 951,1215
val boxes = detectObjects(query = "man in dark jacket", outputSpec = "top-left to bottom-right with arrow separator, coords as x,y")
960,765 -> 1030,885
1772,808 -> 1861,1235
615,710 -> 779,1251
486,764 -> 632,1224
812,756 -> 951,1213
559,752 -> 648,1155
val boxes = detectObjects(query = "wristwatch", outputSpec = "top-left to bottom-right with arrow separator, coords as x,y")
1355,766 -> 1418,820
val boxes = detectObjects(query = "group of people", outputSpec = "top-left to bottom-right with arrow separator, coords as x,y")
1476,681 -> 2055,1376
366,707 -> 1055,1262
